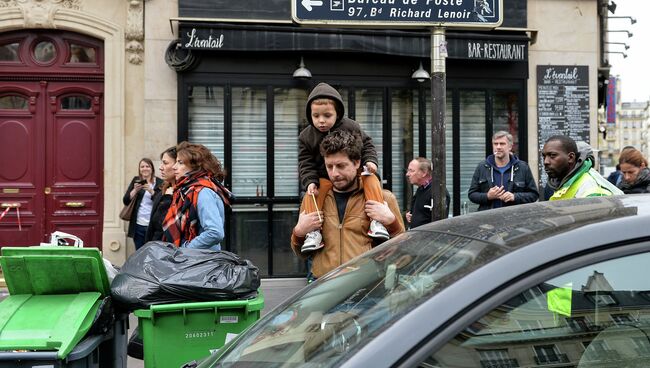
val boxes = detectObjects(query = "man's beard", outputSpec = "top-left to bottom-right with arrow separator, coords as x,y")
545,168 -> 558,179
333,177 -> 357,192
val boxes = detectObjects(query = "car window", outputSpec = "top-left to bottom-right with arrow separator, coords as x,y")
425,251 -> 650,367
206,231 -> 504,368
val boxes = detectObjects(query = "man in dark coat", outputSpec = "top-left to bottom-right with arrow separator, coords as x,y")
405,157 -> 450,228
468,131 -> 539,211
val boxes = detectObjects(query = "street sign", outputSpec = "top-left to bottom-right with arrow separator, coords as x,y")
292,0 -> 502,28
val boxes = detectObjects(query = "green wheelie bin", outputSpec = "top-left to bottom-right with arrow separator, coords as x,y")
0,244 -> 128,367
134,292 -> 264,368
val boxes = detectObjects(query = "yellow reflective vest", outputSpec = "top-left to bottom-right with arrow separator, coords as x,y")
550,161 -> 623,200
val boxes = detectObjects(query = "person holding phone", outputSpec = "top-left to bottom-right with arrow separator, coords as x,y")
122,158 -> 163,250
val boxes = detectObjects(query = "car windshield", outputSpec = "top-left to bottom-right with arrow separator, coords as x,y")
207,230 -> 505,367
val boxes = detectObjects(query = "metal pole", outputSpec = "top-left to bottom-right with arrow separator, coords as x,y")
431,27 -> 447,221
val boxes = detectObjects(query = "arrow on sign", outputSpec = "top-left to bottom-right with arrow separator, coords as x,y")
301,0 -> 323,11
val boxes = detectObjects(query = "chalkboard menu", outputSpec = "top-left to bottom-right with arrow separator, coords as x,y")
536,65 -> 590,188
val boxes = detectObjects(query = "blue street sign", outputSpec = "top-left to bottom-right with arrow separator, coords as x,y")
292,0 -> 502,28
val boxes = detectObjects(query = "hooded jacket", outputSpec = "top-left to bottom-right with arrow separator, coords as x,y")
468,154 -> 539,211
298,83 -> 378,190
547,142 -> 623,200
617,167 -> 650,194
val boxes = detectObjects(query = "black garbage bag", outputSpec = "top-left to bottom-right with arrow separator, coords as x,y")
111,242 -> 260,311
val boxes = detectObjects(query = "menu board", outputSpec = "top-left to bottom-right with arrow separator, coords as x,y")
536,65 -> 590,188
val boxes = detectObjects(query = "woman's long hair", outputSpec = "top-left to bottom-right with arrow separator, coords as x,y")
175,141 -> 225,182
619,148 -> 648,168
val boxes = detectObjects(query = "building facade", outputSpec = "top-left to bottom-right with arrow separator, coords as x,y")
600,97 -> 650,171
0,0 -> 603,281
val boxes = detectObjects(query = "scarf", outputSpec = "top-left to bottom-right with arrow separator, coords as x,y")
162,170 -> 233,247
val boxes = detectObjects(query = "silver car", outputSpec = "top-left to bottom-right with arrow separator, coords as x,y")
194,195 -> 650,367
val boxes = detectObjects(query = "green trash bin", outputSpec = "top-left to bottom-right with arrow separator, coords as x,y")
134,293 -> 264,368
0,246 -> 127,368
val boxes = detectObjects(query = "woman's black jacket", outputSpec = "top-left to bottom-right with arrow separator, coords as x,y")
122,176 -> 163,237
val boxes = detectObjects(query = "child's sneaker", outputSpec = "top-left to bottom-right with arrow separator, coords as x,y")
368,220 -> 389,239
301,230 -> 325,253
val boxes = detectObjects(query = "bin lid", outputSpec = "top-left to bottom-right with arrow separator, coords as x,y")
0,292 -> 103,359
134,291 -> 265,318
1,247 -> 110,297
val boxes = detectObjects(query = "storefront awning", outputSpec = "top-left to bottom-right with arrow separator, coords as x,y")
178,22 -> 529,62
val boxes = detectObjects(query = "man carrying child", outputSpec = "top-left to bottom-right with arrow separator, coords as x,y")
297,82 -> 390,252
291,129 -> 405,279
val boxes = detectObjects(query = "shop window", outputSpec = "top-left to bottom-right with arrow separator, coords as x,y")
33,40 -> 56,63
230,209 -> 269,276
61,95 -> 91,110
0,95 -> 28,110
338,88 -> 350,117
391,89 -> 416,209
493,92 -> 519,154
271,205 -> 305,276
232,87 -> 267,197
355,88 -> 383,171
459,91 -> 486,214
274,87 -> 306,197
0,42 -> 20,62
68,43 -> 96,63
188,85 -> 225,166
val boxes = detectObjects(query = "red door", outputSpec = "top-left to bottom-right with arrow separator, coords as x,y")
0,82 -> 103,247
0,83 -> 44,246
45,83 -> 103,247
0,30 -> 104,248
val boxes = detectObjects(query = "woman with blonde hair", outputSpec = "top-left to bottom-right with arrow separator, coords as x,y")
617,148 -> 650,194
122,158 -> 163,249
162,141 -> 233,250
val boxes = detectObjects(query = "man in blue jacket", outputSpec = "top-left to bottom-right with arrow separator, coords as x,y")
468,131 -> 539,211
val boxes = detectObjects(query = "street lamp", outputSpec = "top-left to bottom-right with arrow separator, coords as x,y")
292,57 -> 312,80
606,30 -> 633,38
411,61 -> 431,83
607,16 -> 636,24
605,41 -> 629,50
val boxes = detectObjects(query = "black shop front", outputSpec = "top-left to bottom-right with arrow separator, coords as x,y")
170,0 -> 530,277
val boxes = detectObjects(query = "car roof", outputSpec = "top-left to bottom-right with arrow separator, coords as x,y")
344,195 -> 650,368
411,194 -> 650,250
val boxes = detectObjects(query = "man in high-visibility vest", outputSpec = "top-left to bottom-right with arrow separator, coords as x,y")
542,135 -> 622,200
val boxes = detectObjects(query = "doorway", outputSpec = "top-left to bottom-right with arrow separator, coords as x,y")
0,30 -> 104,248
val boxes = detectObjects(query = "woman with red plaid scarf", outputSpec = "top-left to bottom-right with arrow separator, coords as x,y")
162,141 -> 233,250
